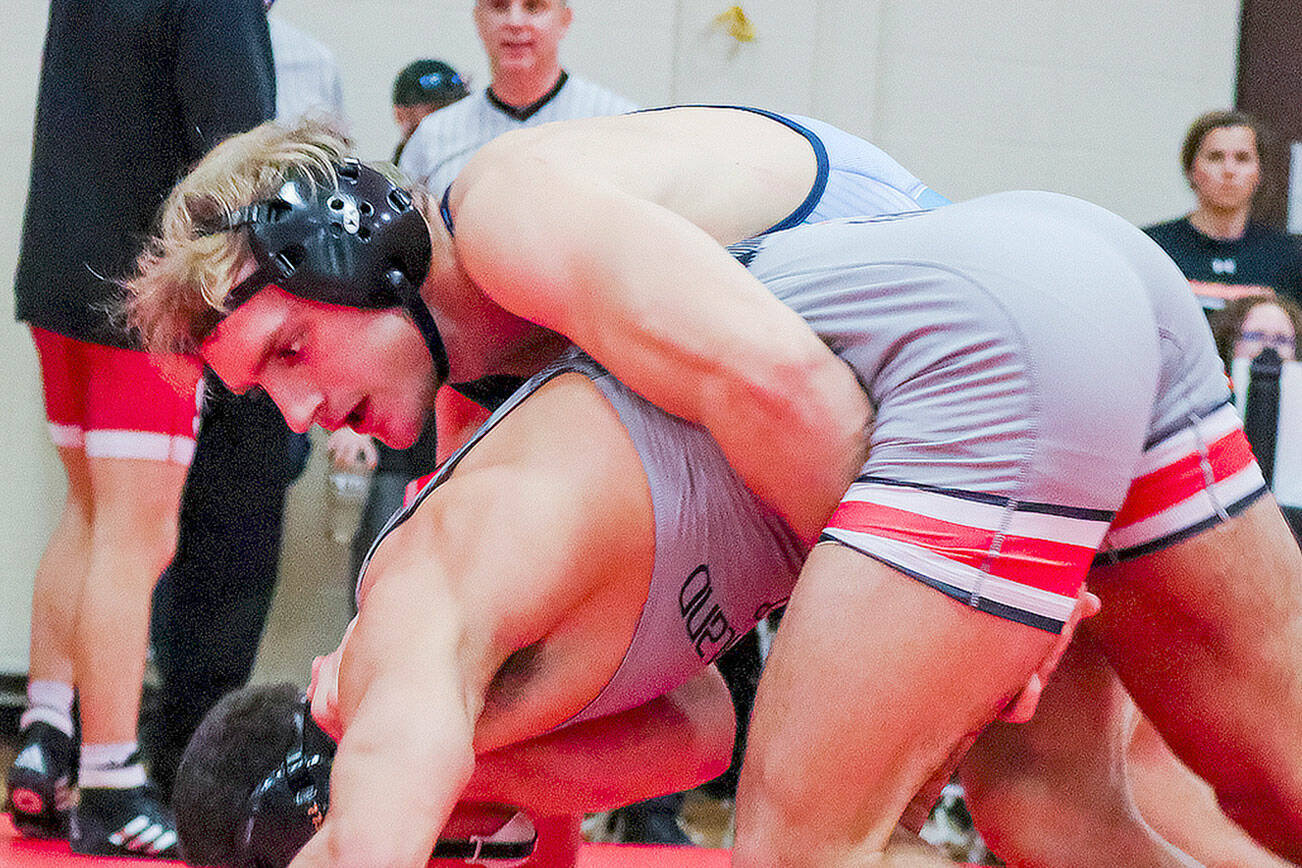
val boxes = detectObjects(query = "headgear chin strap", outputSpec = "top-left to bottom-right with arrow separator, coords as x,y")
211,159 -> 450,383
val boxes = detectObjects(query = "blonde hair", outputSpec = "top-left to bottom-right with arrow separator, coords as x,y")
124,117 -> 356,358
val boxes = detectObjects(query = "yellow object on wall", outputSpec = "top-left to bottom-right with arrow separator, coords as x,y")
711,5 -> 756,43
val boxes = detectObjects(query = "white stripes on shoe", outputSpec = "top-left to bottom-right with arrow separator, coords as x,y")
107,814 -> 179,855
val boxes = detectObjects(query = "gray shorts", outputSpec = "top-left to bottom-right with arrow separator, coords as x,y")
739,192 -> 1263,632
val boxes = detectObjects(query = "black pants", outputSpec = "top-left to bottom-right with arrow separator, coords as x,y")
145,380 -> 306,795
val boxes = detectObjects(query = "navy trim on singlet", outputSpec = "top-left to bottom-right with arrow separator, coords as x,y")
439,186 -> 456,235
438,105 -> 831,239
854,475 -> 1117,523
1142,395 -> 1236,450
631,105 -> 830,234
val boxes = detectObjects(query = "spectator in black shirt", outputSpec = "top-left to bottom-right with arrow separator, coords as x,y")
1144,109 -> 1302,312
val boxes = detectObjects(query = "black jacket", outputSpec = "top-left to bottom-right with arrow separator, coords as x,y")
14,0 -> 276,347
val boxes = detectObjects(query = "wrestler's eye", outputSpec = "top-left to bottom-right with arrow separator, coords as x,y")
276,341 -> 302,362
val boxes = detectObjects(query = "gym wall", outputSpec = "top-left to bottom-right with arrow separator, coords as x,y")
0,0 -> 1241,673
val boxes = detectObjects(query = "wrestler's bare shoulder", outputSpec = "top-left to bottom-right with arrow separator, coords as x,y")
460,106 -> 819,242
439,373 -> 658,749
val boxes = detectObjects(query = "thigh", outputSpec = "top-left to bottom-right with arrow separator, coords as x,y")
1088,494 -> 1302,780
86,454 -> 190,531
735,542 -> 1060,858
31,326 -> 88,449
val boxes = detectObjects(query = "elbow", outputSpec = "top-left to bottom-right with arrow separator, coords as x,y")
773,349 -> 869,441
721,342 -> 868,442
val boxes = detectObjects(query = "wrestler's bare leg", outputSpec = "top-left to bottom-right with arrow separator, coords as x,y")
1088,496 -> 1302,861
1129,713 -> 1292,868
960,628 -> 1199,868
733,543 -> 1061,868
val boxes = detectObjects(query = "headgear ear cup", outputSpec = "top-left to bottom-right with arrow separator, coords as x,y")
232,697 -> 536,868
237,698 -> 335,868
206,161 -> 450,382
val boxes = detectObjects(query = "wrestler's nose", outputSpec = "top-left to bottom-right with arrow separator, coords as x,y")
268,379 -> 324,434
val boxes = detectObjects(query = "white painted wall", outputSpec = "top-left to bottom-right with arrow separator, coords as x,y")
0,0 -> 1244,672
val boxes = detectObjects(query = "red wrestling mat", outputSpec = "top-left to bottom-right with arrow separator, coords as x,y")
1,815 -> 734,867
2,815 -> 982,866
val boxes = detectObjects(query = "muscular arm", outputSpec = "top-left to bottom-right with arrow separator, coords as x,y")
290,530 -> 483,868
451,149 -> 871,543
292,375 -> 656,868
464,666 -> 736,814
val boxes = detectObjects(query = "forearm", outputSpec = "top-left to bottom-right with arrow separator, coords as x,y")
696,346 -> 871,543
293,676 -> 478,868
464,668 -> 736,814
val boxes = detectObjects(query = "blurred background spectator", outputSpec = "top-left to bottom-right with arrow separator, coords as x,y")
391,59 -> 469,163
6,0 -> 275,857
1144,110 -> 1302,313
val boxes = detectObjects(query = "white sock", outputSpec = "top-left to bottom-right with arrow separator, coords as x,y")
20,679 -> 74,738
79,741 -> 147,790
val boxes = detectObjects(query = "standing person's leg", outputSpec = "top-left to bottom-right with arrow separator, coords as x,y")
146,382 -> 298,795
74,455 -> 189,748
26,447 -> 93,690
10,327 -> 193,843
50,336 -> 199,857
6,447 -> 92,838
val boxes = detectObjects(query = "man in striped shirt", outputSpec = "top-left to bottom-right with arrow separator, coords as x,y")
398,0 -> 637,195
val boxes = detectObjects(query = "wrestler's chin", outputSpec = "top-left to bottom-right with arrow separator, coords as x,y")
370,412 -> 420,451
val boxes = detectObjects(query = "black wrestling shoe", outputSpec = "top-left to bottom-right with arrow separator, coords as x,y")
4,721 -> 76,839
71,784 -> 179,859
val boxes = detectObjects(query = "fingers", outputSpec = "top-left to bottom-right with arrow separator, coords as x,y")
997,588 -> 1101,723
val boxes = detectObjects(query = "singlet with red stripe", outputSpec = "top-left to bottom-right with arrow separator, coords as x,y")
729,191 -> 1255,631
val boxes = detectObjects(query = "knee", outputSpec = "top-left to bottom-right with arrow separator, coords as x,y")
733,761 -> 886,868
133,509 -> 182,574
92,504 -> 181,579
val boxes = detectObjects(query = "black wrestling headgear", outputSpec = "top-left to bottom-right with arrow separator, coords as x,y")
210,159 -> 450,383
232,696 -> 535,868
235,697 -> 335,868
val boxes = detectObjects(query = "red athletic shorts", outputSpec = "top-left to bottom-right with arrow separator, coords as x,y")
31,327 -> 201,464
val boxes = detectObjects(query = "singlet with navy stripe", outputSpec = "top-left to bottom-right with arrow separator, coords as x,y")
438,104 -> 948,239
